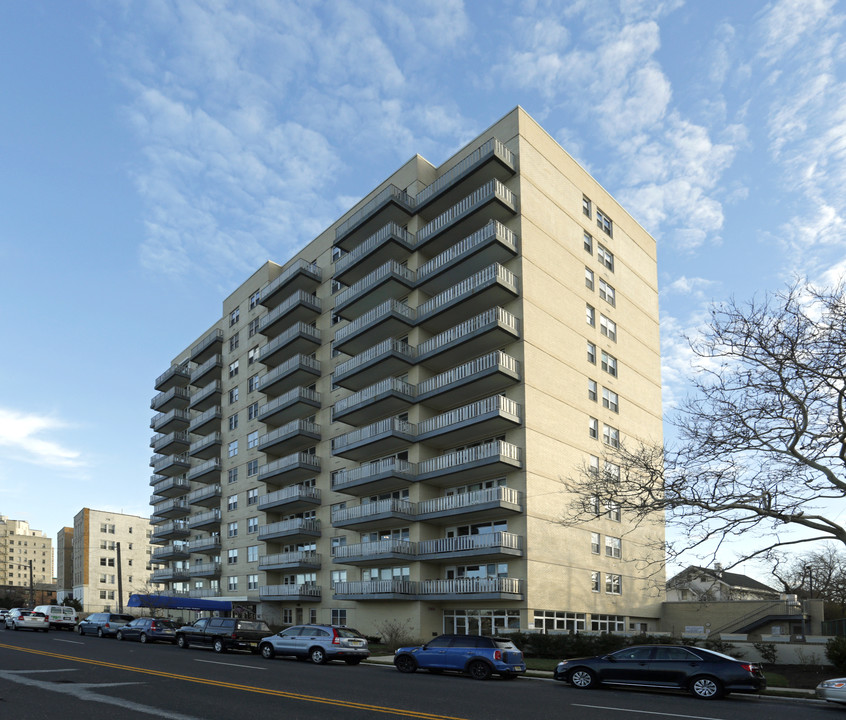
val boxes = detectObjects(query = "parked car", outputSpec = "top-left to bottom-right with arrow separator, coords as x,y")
76,612 -> 135,638
259,624 -> 370,664
553,644 -> 766,699
33,605 -> 78,631
116,617 -> 177,644
5,609 -> 49,632
394,634 -> 526,680
175,617 -> 272,653
817,677 -> 846,705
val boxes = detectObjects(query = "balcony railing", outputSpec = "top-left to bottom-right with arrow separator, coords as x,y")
151,453 -> 190,473
262,259 -> 322,302
332,539 -> 415,560
258,551 -> 321,569
418,395 -> 521,435
333,338 -> 416,379
335,185 -> 415,241
187,509 -> 221,527
417,440 -> 522,476
258,451 -> 321,481
191,329 -> 224,360
417,307 -> 520,357
151,431 -> 190,453
333,223 -> 416,275
190,355 -> 222,384
188,406 -> 221,433
259,322 -> 321,361
259,354 -> 321,390
334,299 -> 415,344
333,580 -> 415,595
417,264 -> 518,318
150,408 -> 191,431
151,386 -> 190,410
331,498 -> 415,524
417,486 -> 521,516
417,577 -> 522,595
187,536 -> 221,553
186,457 -> 221,481
258,387 -> 321,418
417,351 -> 519,396
189,432 -> 222,455
258,419 -> 320,447
190,380 -> 222,407
259,484 -> 321,507
417,531 -> 522,556
417,220 -> 517,282
259,518 -> 321,538
188,562 -> 221,577
330,457 -> 414,491
333,378 -> 415,416
259,290 -> 321,333
331,417 -> 415,454
335,261 -> 416,308
186,484 -> 222,504
259,584 -> 321,599
155,362 -> 190,390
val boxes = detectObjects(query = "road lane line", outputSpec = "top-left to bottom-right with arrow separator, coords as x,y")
572,704 -> 723,720
0,643 -> 469,720
54,638 -> 84,645
194,658 -> 266,670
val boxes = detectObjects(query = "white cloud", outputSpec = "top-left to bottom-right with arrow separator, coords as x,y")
0,409 -> 84,469
662,275 -> 719,298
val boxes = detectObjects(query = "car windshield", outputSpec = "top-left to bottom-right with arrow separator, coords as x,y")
237,621 -> 271,632
336,627 -> 364,638
153,620 -> 176,629
694,648 -> 736,662
491,638 -> 517,649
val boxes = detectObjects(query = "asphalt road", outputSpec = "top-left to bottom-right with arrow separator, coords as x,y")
0,629 -> 838,720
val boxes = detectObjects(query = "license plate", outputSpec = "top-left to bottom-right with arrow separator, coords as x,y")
349,639 -> 363,646
249,642 -> 257,647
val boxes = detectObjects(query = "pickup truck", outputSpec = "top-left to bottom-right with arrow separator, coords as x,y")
174,617 -> 272,653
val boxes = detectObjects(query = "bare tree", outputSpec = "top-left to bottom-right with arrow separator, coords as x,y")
565,281 -> 846,572
770,546 -> 846,604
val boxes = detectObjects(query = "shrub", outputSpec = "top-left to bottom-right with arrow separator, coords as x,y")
703,638 -> 742,658
826,636 -> 846,671
375,618 -> 416,652
753,641 -> 778,665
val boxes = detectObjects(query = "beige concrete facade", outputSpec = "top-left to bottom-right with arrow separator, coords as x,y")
70,508 -> 160,613
0,515 -> 53,590
56,526 -> 73,601
149,107 -> 664,638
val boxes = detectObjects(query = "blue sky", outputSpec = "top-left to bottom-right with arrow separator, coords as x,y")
2,0 -> 845,573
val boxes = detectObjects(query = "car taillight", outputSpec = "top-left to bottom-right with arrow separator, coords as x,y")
231,632 -> 238,639
740,663 -> 755,673
105,623 -> 110,628
332,629 -> 340,645
494,650 -> 502,660
151,622 -> 157,629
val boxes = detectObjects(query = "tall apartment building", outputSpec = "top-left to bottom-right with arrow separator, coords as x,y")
148,107 -> 664,637
0,516 -> 54,596
56,526 -> 73,602
71,508 -> 160,613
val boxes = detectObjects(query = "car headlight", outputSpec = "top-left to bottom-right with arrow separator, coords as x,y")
820,681 -> 846,688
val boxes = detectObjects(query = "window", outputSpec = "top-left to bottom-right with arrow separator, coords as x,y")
590,532 -> 600,554
599,279 -> 616,307
228,576 -> 238,591
227,494 -> 238,511
592,614 -> 625,632
229,333 -> 239,352
227,549 -> 238,564
606,500 -> 621,522
247,545 -> 259,563
583,195 -> 592,218
602,388 -> 619,413
588,455 -> 599,476
249,290 -> 261,309
587,341 -> 596,365
248,346 -> 259,365
248,318 -> 260,337
247,488 -> 258,505
585,267 -> 594,291
248,401 -> 259,420
228,522 -> 238,538
586,304 -> 595,327
228,467 -> 238,484
330,570 -> 347,589
596,209 -> 613,237
247,517 -> 258,534
331,278 -> 345,294
229,360 -> 239,378
597,244 -> 614,271
247,574 -> 259,590
601,351 -> 617,377
605,573 -> 622,594
249,374 -> 260,392
229,413 -> 239,431
229,387 -> 239,404
282,608 -> 293,624
584,231 -> 593,254
591,571 -> 601,592
588,379 -> 597,402
600,315 -> 617,341
533,610 -> 586,632
331,609 -> 347,626
331,312 -> 342,326
605,536 -> 622,558
247,459 -> 259,477
230,308 -> 240,326
228,440 -> 239,457
589,417 -> 598,439
247,431 -> 259,449
603,424 -> 620,448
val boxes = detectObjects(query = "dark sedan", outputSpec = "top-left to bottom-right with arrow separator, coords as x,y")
116,617 -> 177,644
553,644 -> 765,699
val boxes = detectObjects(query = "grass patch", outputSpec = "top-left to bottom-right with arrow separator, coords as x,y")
525,658 -> 560,671
765,672 -> 788,688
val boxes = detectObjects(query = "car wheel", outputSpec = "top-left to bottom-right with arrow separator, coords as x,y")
116,631 -> 124,641
309,647 -> 327,664
97,628 -> 104,638
260,643 -> 275,660
689,676 -> 724,700
213,639 -> 225,653
468,661 -> 492,681
344,658 -> 362,665
140,633 -> 148,644
177,635 -> 189,649
77,626 -> 84,635
569,668 -> 597,689
394,655 -> 417,674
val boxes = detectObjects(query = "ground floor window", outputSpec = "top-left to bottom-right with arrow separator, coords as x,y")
282,608 -> 292,624
332,609 -> 347,626
443,609 -> 520,635
591,614 -> 625,632
533,610 -> 586,632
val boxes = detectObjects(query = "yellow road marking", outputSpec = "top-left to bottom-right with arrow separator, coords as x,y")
0,643 -> 468,720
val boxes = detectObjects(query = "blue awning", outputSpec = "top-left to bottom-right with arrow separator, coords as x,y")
127,594 -> 233,612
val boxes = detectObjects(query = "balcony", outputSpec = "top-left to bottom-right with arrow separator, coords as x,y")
332,539 -> 416,566
415,138 -> 517,219
150,430 -> 190,454
257,388 -> 321,427
155,362 -> 191,392
334,261 -> 416,321
190,355 -> 223,387
331,498 -> 416,531
333,580 -> 416,601
417,576 -> 523,600
417,395 -> 522,449
416,179 -> 517,257
151,386 -> 191,413
258,551 -> 321,572
186,457 -> 222,483
331,417 -> 415,461
149,475 -> 190,498
416,440 -> 522,487
333,223 -> 417,285
416,264 -> 519,334
258,451 -> 321,485
259,584 -> 321,602
258,484 -> 321,513
259,354 -> 320,397
259,290 -> 322,337
259,322 -> 321,367
417,307 -> 520,371
416,351 -> 520,411
150,453 -> 191,477
150,408 -> 190,433
330,457 -> 415,497
151,498 -> 189,519
258,518 -> 321,543
187,509 -> 222,530
332,378 -> 415,425
188,588 -> 224,599
257,420 -> 320,456
188,562 -> 222,579
334,185 -> 415,252
151,567 -> 190,583
191,329 -> 224,364
188,432 -> 222,459
151,521 -> 190,541
188,406 -> 222,435
331,338 -> 416,391
189,380 -> 222,411
261,259 -> 322,309
187,536 -> 221,555
416,486 -> 523,525
333,299 -> 416,356
417,531 -> 523,562
152,543 -> 190,562
186,484 -> 222,508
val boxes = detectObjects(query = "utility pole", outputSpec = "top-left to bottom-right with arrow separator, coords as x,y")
116,542 -> 124,613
